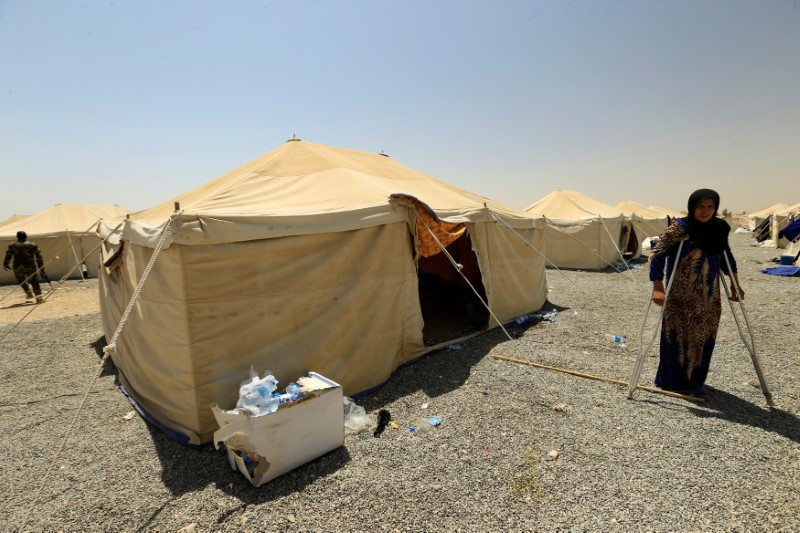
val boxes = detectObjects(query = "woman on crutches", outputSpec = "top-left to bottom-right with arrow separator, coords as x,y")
649,189 -> 743,399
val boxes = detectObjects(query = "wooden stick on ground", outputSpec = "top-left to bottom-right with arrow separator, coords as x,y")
492,354 -> 706,402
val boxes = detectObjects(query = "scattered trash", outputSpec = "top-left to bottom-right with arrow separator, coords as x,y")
374,409 -> 391,437
542,310 -> 557,323
553,403 -> 567,412
287,514 -> 296,523
211,372 -> 344,487
343,397 -> 371,434
390,421 -> 399,430
427,416 -> 442,426
421,402 -> 430,409
547,450 -> 559,460
604,333 -> 628,347
122,411 -> 136,420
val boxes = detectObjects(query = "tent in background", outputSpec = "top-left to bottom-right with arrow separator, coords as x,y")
0,204 -> 130,284
614,200 -> 670,258
524,189 -> 625,269
773,202 -> 800,247
647,205 -> 683,219
0,214 -> 31,227
97,139 -> 548,445
747,203 -> 790,230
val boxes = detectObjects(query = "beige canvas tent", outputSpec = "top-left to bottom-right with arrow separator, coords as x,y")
0,204 -> 130,284
97,139 -> 548,445
773,202 -> 800,247
0,214 -> 31,227
524,189 -> 626,269
647,205 -> 683,219
614,200 -> 671,258
747,202 -> 790,230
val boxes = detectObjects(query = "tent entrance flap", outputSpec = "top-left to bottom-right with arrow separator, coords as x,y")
417,232 -> 488,346
621,223 -> 639,258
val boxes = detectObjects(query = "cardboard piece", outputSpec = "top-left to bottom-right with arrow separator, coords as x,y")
211,372 -> 344,487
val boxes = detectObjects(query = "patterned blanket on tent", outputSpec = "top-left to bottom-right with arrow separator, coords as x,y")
388,193 -> 466,258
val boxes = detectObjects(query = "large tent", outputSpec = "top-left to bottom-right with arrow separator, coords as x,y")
524,189 -> 626,269
0,204 -> 130,284
614,200 -> 670,257
97,139 -> 548,445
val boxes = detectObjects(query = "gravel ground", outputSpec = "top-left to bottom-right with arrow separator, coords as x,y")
1,232 -> 798,532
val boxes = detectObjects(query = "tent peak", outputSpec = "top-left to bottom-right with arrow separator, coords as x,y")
285,134 -> 302,143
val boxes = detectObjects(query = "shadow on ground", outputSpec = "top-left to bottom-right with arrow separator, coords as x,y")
686,387 -> 800,444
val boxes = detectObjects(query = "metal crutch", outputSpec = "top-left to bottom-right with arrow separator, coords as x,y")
627,240 -> 684,399
719,254 -> 775,407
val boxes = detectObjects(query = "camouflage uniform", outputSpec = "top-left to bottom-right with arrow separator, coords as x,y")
3,240 -> 44,299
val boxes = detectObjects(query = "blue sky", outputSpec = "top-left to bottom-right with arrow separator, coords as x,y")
1,0 -> 798,218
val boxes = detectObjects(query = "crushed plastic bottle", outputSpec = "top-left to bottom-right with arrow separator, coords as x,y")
235,366 -> 280,415
604,333 -> 628,347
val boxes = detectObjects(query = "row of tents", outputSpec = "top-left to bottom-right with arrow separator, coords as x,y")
0,139 -> 773,445
746,202 -> 800,248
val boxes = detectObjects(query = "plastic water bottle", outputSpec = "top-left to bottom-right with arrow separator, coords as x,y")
604,334 -> 627,346
247,395 -> 279,416
285,382 -> 300,400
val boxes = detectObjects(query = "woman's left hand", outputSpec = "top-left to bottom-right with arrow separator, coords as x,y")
729,287 -> 745,302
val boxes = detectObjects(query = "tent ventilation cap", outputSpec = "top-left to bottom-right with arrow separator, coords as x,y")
286,134 -> 302,143
379,150 -> 389,158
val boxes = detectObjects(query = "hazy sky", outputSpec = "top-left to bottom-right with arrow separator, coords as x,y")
1,0 -> 798,219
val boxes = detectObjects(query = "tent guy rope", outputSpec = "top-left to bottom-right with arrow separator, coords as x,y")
16,211 -> 179,533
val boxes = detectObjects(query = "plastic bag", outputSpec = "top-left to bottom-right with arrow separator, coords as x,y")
343,397 -> 371,434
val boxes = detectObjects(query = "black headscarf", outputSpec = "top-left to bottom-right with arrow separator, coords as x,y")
683,188 -> 730,255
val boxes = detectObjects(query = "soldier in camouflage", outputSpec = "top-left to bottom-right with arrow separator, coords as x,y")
3,231 -> 45,303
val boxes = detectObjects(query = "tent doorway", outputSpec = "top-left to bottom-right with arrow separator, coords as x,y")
417,232 -> 488,346
623,225 -> 639,259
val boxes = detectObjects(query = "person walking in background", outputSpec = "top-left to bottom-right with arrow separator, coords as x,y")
3,230 -> 45,304
649,189 -> 743,399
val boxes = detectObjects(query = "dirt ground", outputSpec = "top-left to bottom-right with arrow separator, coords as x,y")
0,278 -> 100,325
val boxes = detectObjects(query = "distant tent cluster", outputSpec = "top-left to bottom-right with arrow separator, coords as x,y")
522,189 -> 678,269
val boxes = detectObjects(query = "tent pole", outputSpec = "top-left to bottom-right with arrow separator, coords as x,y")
627,239 -> 684,399
720,254 -> 775,406
494,354 -> 705,402
65,230 -> 85,282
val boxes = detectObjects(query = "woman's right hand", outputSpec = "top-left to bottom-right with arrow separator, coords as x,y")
653,289 -> 665,306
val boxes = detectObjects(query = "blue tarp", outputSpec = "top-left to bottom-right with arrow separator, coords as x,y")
761,266 -> 800,277
779,219 -> 800,242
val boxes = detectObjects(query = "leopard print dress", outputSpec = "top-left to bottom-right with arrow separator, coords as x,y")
649,219 -> 737,393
